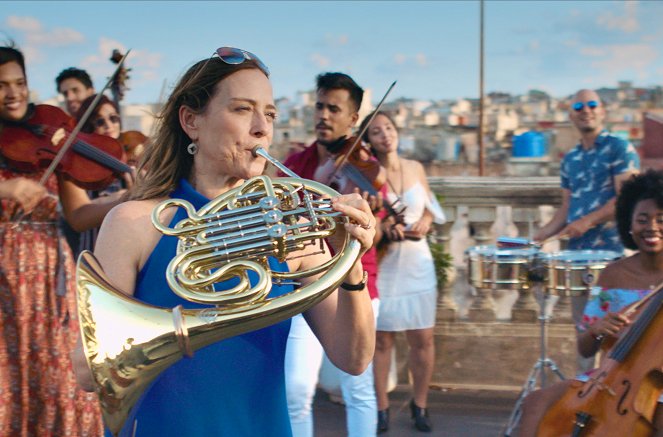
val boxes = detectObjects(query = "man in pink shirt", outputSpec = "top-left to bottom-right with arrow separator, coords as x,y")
282,72 -> 383,437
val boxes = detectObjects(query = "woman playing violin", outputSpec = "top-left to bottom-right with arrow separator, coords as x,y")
0,44 -> 104,436
360,110 -> 445,433
63,93 -> 138,258
518,169 -> 663,437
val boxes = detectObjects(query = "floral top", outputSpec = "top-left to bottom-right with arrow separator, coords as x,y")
576,287 -> 652,333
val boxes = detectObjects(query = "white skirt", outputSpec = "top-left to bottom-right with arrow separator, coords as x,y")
376,238 -> 438,331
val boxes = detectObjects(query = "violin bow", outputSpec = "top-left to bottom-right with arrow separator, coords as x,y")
38,49 -> 132,186
328,80 -> 397,181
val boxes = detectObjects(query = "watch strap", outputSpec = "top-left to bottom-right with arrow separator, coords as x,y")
340,271 -> 368,291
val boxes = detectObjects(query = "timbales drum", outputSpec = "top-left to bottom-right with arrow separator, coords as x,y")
543,250 -> 621,296
466,245 -> 539,290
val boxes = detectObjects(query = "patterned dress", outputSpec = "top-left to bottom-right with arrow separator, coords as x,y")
576,287 -> 652,333
0,162 -> 103,436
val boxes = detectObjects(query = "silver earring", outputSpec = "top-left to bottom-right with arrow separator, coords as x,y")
629,230 -> 633,235
187,142 -> 198,155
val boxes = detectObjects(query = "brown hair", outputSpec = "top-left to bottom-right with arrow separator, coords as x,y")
75,94 -> 120,134
358,110 -> 398,147
129,56 -> 267,200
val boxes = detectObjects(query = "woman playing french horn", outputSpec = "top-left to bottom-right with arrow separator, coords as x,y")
73,47 -> 377,437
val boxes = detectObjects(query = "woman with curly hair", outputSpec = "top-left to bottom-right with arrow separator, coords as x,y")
517,169 -> 663,436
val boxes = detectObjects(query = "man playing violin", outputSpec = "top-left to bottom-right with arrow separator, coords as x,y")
55,67 -> 95,116
0,43 -> 129,436
281,72 -> 383,437
55,67 -> 97,254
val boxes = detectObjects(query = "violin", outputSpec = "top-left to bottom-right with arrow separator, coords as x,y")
117,130 -> 148,166
314,135 -> 386,193
0,104 -> 132,190
537,285 -> 663,436
315,135 -> 411,227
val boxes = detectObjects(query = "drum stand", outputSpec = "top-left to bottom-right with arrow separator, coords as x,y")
502,257 -> 565,437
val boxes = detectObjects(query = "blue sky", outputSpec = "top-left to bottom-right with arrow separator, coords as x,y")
2,1 -> 663,105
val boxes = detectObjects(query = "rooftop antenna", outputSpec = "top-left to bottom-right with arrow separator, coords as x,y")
478,0 -> 485,176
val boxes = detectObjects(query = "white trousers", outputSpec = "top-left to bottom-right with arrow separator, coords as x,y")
285,299 -> 379,437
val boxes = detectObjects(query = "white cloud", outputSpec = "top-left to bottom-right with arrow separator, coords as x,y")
324,33 -> 349,48
6,15 -> 42,32
580,46 -> 606,57
20,45 -> 43,64
593,43 -> 656,69
563,39 -> 579,48
393,53 -> 428,68
310,52 -> 330,68
588,43 -> 657,80
80,38 -> 162,92
6,15 -> 84,47
596,0 -> 639,33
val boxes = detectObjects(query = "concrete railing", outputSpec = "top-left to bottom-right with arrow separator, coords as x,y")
393,176 -> 583,390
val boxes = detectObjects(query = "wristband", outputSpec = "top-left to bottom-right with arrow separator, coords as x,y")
340,271 -> 368,291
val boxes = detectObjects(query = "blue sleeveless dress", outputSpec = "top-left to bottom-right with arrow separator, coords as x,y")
107,179 -> 293,437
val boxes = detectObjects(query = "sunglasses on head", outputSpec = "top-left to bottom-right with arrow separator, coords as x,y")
572,100 -> 599,112
93,114 -> 121,128
213,47 -> 270,77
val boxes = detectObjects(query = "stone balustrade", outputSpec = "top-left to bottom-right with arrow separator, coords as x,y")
391,176 -> 584,390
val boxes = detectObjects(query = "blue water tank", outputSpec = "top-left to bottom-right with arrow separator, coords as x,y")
512,131 -> 546,157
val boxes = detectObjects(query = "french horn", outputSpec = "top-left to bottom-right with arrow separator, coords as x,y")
76,147 -> 362,436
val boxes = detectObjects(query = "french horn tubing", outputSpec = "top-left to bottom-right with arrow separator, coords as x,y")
76,146 -> 362,436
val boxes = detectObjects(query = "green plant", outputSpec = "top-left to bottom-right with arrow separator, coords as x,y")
429,241 -> 453,287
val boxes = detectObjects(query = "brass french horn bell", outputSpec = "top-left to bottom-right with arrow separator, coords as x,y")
76,147 -> 362,436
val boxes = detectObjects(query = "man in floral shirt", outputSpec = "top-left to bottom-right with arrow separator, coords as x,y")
535,89 -> 639,253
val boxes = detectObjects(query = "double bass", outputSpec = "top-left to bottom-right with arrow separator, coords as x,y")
110,48 -> 149,167
537,286 -> 663,436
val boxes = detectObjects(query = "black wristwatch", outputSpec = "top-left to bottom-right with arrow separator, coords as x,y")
340,271 -> 368,291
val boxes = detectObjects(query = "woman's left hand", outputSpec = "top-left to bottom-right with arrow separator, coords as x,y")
328,193 -> 376,257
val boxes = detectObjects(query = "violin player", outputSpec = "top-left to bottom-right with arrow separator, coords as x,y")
281,72 -> 384,437
55,67 -> 95,116
67,93 -> 139,258
518,170 -> 663,437
0,43 -> 104,436
55,67 -> 98,254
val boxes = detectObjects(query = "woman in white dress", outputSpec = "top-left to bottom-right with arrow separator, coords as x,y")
359,111 -> 445,433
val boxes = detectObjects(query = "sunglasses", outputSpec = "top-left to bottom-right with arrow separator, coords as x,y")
572,100 -> 599,112
93,114 -> 121,128
213,47 -> 270,77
